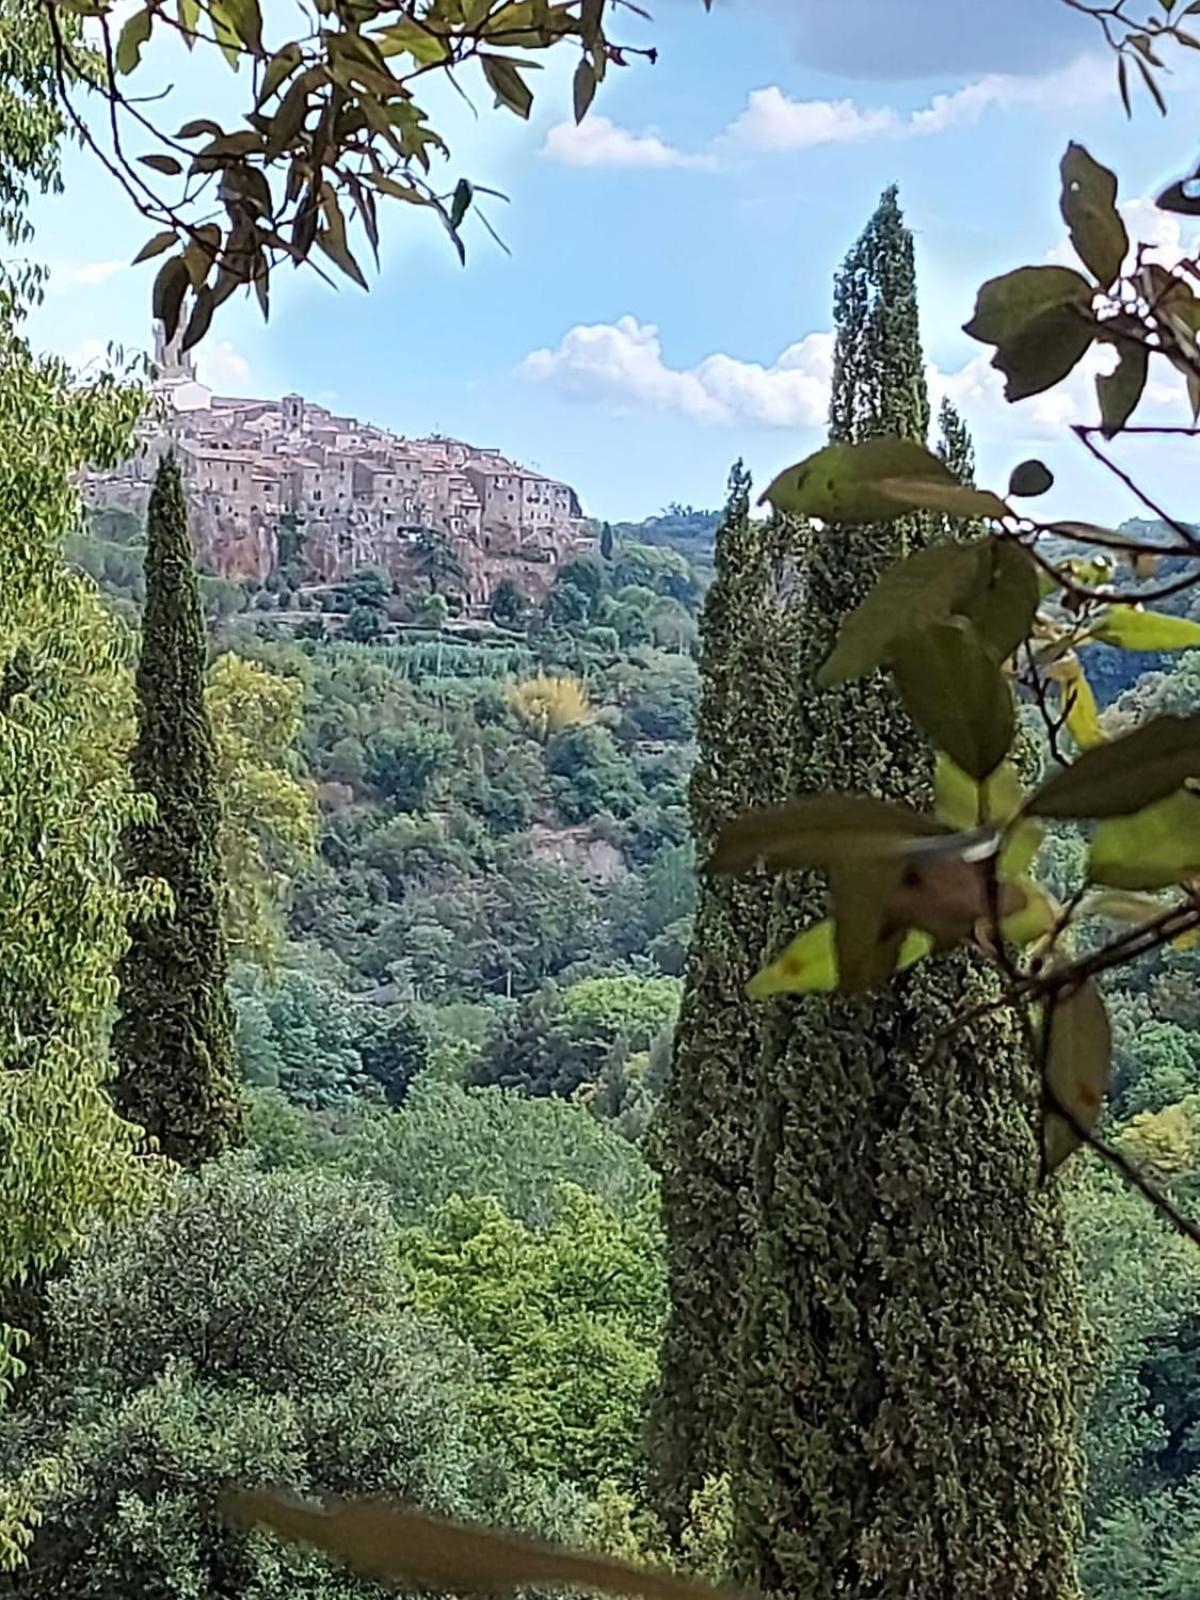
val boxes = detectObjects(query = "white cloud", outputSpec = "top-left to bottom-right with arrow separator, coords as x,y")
540,115 -> 716,170
195,339 -> 252,391
46,259 -> 126,295
518,315 -> 833,428
546,54 -> 1113,169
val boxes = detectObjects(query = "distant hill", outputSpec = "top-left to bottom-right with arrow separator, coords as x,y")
603,505 -> 721,578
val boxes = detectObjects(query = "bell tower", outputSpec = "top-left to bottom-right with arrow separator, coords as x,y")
152,318 -> 196,383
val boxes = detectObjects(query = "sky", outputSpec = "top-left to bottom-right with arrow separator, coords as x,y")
23,0 -> 1200,525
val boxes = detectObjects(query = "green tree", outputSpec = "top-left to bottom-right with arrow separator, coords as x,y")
0,1160 -> 586,1599
648,463 -> 806,1534
489,578 -> 525,628
112,456 -> 240,1168
0,0 -> 149,1402
397,1185 -> 665,1496
730,189 -> 1083,1600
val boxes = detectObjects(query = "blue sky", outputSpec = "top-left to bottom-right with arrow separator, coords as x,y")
24,0 -> 1200,525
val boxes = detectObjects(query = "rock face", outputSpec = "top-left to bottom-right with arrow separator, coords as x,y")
82,323 -> 593,609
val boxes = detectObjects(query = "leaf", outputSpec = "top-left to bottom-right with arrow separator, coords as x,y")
1008,459 -> 1054,497
708,794 -> 948,876
818,542 -> 987,685
1059,142 -> 1129,289
315,191 -> 368,289
177,0 -> 199,42
1089,789 -> 1200,888
999,817 -> 1044,881
1042,980 -> 1112,1173
828,860 -> 907,992
222,1492 -> 739,1600
573,57 -> 597,122
258,43 -> 303,104
450,179 -> 473,229
995,878 -> 1058,948
151,255 -> 190,342
1075,888 -> 1171,924
1097,341 -> 1148,438
964,264 -> 1093,346
961,539 -> 1041,662
890,854 -> 1023,947
875,478 -> 1011,520
759,437 -> 958,525
1064,662 -> 1103,750
891,618 -> 1015,780
749,920 -> 931,998
935,755 -> 1025,830
138,153 -> 183,176
180,286 -> 214,352
1088,606 -> 1200,650
115,6 -> 152,73
481,55 -> 534,118
132,230 -> 177,264
993,304 -> 1096,402
176,117 -> 224,139
1027,714 -> 1200,817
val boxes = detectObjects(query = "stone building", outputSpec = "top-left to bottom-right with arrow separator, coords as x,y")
82,322 -> 591,608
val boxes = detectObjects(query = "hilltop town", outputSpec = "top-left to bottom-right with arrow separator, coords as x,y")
83,324 -> 593,611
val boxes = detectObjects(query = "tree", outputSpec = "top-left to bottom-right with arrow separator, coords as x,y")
490,578 -> 526,628
0,1160 -> 587,1599
365,721 -> 453,812
648,463 -> 806,1535
343,602 -> 386,643
413,527 -> 465,597
397,1185 -> 664,1496
600,523 -> 615,562
0,0 -> 149,1397
44,1 -> 665,342
111,456 -> 240,1168
729,190 -> 1083,1599
205,651 -> 317,968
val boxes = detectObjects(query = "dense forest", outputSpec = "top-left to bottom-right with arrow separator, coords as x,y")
4,3 -> 1200,1599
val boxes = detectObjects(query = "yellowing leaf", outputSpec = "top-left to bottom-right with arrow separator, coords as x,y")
1057,658 -> 1103,749
1089,789 -> 1200,888
818,541 -> 986,685
748,920 -> 837,997
1042,980 -> 1112,1174
891,618 -> 1015,780
998,817 -> 1044,881
223,1492 -> 740,1600
759,437 -> 957,525
1088,606 -> 1200,651
995,879 -> 1059,948
1075,888 -> 1170,924
1027,713 -> 1200,818
115,6 -> 152,73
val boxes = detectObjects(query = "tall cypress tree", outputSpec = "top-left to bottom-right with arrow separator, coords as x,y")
649,464 -> 806,1537
112,455 -> 240,1167
731,190 -> 1083,1599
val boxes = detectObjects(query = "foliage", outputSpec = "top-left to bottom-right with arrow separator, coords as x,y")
508,673 -> 591,739
111,457 -> 239,1167
0,1159 -> 585,1597
205,652 -> 317,967
397,1185 -> 664,1495
47,0 -> 673,341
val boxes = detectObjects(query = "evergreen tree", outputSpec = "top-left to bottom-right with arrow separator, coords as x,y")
731,189 -> 1083,1600
649,464 -> 805,1536
936,395 -> 976,483
112,457 -> 240,1167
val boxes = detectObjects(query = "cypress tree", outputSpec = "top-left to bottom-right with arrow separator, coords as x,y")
731,189 -> 1083,1600
112,455 -> 240,1166
649,464 -> 806,1536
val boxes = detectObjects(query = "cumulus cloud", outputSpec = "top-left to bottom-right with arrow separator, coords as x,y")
46,259 -> 126,295
723,88 -> 898,152
196,339 -> 253,391
519,315 -> 833,428
541,115 -> 717,170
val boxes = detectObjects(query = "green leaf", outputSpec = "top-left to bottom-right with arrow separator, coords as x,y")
1097,341 -> 1148,438
115,6 -> 152,73
1088,606 -> 1200,650
875,478 -> 1011,520
960,539 -> 1041,662
1089,790 -> 1200,888
828,859 -> 906,992
999,819 -> 1045,882
748,919 -> 838,997
708,794 -> 948,876
132,230 -> 178,265
139,153 -> 183,176
891,618 -> 1015,780
481,55 -> 534,118
315,191 -> 368,289
1042,980 -> 1112,1174
222,1492 -> 738,1600
964,264 -> 1093,346
995,879 -> 1058,947
258,43 -> 303,104
177,0 -> 200,44
180,286 -> 214,352
1008,459 -> 1054,497
450,179 -> 474,229
759,437 -> 957,525
817,541 -> 986,685
573,58 -> 597,122
993,304 -> 1095,402
151,255 -> 190,342
1027,713 -> 1200,817
176,117 -> 224,139
1060,142 -> 1129,289
1059,658 -> 1103,749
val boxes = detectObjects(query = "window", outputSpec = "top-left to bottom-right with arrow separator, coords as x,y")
232,478 -> 238,491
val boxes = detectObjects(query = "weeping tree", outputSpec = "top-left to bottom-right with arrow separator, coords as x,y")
649,465 -> 807,1537
730,189 -> 1084,1600
112,456 -> 240,1167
